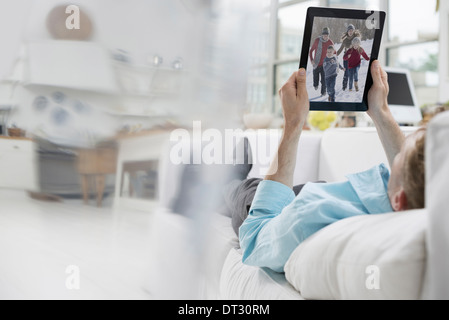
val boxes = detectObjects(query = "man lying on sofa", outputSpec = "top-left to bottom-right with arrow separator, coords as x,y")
225,60 -> 427,273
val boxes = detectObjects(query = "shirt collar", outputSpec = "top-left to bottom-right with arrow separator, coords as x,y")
346,163 -> 394,214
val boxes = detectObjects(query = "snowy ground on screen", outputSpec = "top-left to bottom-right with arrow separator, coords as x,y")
306,39 -> 373,103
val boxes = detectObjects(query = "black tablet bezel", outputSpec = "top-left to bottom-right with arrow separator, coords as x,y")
299,7 -> 386,112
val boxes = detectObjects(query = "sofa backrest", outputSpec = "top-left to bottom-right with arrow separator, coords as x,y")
158,126 -> 420,209
158,129 -> 323,209
246,130 -> 322,185
318,127 -> 418,183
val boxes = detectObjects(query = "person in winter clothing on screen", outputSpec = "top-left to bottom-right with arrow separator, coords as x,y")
343,37 -> 370,92
309,27 -> 335,97
336,24 -> 361,91
323,46 -> 345,102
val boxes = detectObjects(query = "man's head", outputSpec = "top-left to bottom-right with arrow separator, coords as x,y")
388,127 -> 426,211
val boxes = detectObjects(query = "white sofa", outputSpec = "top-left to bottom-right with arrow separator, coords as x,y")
145,112 -> 449,300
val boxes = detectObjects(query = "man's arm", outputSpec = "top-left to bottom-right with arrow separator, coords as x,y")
239,68 -> 310,272
367,60 -> 405,167
264,68 -> 310,189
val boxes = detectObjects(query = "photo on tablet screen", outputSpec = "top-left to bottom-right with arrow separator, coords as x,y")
306,17 -> 375,104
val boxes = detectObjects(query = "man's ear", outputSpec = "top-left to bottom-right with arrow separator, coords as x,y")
391,188 -> 408,212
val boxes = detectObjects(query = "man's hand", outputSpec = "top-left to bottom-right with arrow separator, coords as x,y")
367,60 -> 390,120
278,69 -> 310,132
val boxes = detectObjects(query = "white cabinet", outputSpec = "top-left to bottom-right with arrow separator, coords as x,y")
0,137 -> 38,191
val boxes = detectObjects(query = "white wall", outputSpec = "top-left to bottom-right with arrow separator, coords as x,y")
0,0 -> 210,137
22,0 -> 204,69
1,0 -> 261,139
439,0 -> 449,103
0,0 -> 208,85
0,0 -> 32,78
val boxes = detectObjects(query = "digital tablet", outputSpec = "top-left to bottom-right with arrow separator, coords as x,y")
299,7 -> 386,111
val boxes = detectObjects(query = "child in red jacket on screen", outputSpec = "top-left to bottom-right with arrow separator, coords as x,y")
343,37 -> 370,92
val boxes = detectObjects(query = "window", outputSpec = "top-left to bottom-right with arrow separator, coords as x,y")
328,0 -> 380,10
246,0 -> 441,115
246,0 -> 320,115
385,0 -> 440,107
275,1 -> 320,114
277,2 -> 316,61
246,10 -> 271,113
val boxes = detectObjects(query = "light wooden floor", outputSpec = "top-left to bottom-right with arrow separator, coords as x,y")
0,189 -> 155,300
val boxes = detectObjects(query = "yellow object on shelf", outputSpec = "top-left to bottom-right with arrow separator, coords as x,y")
308,111 -> 337,131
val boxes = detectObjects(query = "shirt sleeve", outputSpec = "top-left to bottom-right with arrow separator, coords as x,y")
337,44 -> 344,56
309,39 -> 318,61
239,180 -> 296,272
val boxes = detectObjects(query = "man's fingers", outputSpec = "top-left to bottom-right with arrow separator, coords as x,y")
296,68 -> 307,96
371,60 -> 383,87
279,71 -> 298,96
370,60 -> 390,94
380,67 -> 389,90
279,69 -> 307,98
372,60 -> 389,93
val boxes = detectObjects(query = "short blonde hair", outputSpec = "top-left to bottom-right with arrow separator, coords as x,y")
402,127 -> 427,210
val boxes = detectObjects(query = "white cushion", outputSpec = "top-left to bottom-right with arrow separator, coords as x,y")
424,111 -> 449,299
284,210 -> 427,300
220,248 -> 304,300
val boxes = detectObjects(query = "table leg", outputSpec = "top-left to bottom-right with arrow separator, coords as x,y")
96,174 -> 105,207
81,175 -> 89,205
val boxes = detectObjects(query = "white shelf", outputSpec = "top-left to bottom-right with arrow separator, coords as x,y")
112,61 -> 185,73
106,111 -> 174,118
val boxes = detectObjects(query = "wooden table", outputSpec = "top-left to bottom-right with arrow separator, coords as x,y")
77,146 -> 118,207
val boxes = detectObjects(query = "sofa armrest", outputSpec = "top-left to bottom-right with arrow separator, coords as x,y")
423,111 -> 449,299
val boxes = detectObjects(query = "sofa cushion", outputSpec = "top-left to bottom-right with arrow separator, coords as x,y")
284,209 -> 427,300
220,248 -> 304,300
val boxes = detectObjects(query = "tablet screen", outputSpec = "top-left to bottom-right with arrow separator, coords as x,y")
306,17 -> 374,104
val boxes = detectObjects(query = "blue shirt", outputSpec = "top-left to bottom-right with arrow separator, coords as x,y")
323,56 -> 344,78
239,164 -> 393,273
